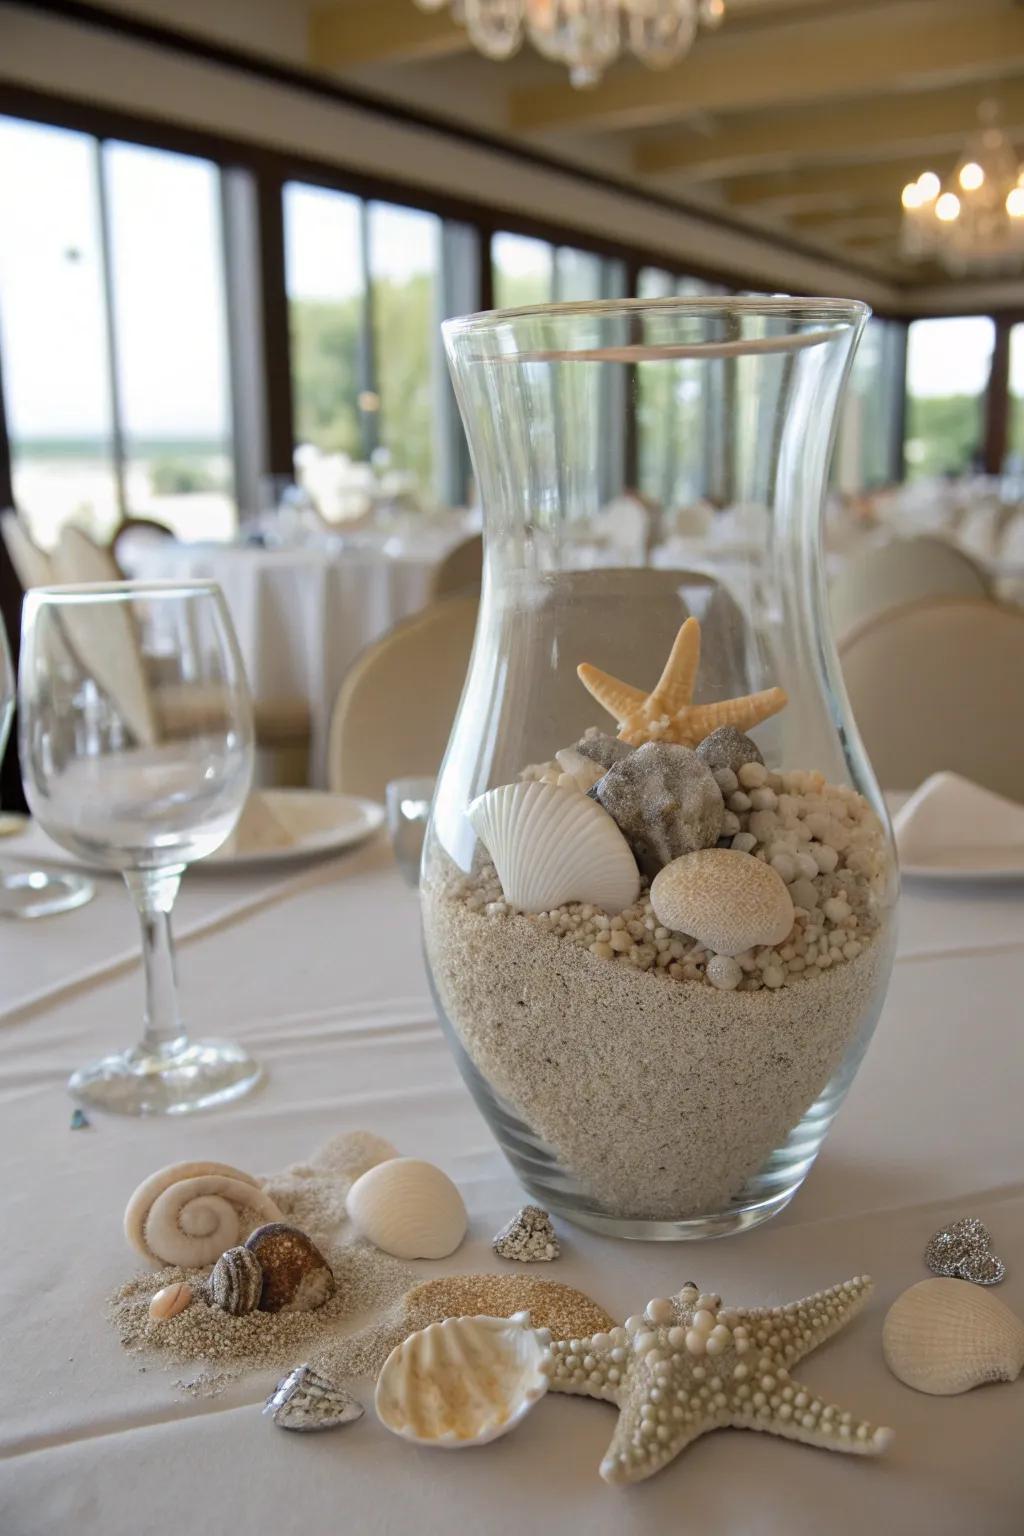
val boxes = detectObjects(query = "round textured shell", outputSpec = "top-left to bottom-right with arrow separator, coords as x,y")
468,780 -> 639,915
882,1278 -> 1024,1396
650,847 -> 795,956
346,1157 -> 467,1260
375,1310 -> 551,1447
123,1160 -> 284,1267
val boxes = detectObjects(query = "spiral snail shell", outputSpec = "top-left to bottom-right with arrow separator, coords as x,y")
124,1161 -> 285,1267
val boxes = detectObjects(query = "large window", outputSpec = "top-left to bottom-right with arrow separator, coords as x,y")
836,318 -> 905,490
0,118 -> 117,544
904,316 -> 995,480
284,182 -> 366,462
368,201 -> 441,491
1005,323 -> 1024,473
285,185 -> 476,506
0,116 -> 236,544
636,267 -> 721,509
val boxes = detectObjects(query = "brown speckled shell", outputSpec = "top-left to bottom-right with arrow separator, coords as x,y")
210,1245 -> 263,1315
244,1223 -> 336,1313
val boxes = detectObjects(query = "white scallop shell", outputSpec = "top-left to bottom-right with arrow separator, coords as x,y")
124,1161 -> 284,1267
650,847 -> 794,956
882,1278 -> 1024,1396
345,1157 -> 467,1260
375,1310 -> 551,1447
468,780 -> 640,915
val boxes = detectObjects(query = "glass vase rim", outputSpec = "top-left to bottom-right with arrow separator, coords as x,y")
23,579 -> 223,607
444,293 -> 872,342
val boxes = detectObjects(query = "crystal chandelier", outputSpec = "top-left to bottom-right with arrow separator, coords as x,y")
413,0 -> 726,89
900,104 -> 1024,275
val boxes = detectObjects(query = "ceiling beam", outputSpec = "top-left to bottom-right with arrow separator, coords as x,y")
509,2 -> 1024,135
724,156 -> 959,207
635,77 -> 1024,181
310,1 -> 468,69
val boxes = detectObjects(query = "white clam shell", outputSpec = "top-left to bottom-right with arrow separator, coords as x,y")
346,1157 -> 467,1259
468,780 -> 640,915
124,1161 -> 284,1267
882,1278 -> 1024,1396
375,1310 -> 551,1447
650,847 -> 795,956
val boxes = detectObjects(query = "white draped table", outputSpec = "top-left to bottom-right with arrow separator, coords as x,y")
2,840 -> 1023,1535
120,539 -> 455,783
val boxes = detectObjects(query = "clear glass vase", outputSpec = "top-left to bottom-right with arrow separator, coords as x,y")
421,297 -> 898,1240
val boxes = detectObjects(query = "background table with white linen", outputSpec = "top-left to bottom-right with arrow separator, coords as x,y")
120,538 -> 459,782
2,840 -> 1023,1536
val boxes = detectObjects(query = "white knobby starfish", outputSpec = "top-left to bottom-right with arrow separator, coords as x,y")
544,1277 -> 892,1485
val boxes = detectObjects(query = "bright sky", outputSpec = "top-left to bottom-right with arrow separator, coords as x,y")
906,315 -> 1001,398
283,182 -> 439,300
0,116 -> 231,439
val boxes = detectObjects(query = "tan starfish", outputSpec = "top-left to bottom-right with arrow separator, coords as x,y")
545,1277 -> 892,1486
577,617 -> 787,748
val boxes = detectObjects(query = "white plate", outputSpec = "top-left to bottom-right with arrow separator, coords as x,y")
894,773 -> 1024,883
3,791 -> 384,874
207,790 -> 384,868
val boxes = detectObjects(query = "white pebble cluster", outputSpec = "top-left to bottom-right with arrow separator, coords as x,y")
456,763 -> 889,992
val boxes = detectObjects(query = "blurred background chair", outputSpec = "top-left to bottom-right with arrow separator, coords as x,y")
328,592 -> 479,800
839,596 -> 1024,800
431,533 -> 483,599
51,524 -> 311,784
1,510 -> 54,590
327,566 -> 760,801
829,534 -> 990,643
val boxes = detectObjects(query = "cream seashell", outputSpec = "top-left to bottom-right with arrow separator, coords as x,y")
882,1278 -> 1024,1396
375,1310 -> 551,1447
148,1281 -> 193,1322
346,1157 -> 466,1260
468,780 -> 640,915
124,1161 -> 284,1268
650,847 -> 795,956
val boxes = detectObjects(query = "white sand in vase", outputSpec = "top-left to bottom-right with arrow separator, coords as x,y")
424,888 -> 893,1220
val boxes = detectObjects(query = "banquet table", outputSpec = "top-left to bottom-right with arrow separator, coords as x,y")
2,837 -> 1023,1536
120,534 -> 464,783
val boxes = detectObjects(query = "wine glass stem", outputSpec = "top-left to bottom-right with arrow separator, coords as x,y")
125,867 -> 187,1056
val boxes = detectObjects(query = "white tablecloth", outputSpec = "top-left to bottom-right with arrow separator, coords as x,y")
2,843 -> 1023,1536
120,541 -> 449,783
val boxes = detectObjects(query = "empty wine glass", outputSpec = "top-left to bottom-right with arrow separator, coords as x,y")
19,581 -> 259,1115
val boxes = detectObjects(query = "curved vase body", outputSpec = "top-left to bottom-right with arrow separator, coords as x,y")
421,297 -> 898,1240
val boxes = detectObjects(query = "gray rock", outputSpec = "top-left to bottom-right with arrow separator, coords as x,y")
594,741 -> 724,878
492,1205 -> 560,1263
695,725 -> 764,774
573,730 -> 635,772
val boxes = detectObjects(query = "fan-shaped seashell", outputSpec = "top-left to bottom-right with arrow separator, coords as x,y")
375,1310 -> 551,1447
211,1245 -> 264,1315
650,847 -> 795,956
882,1278 -> 1024,1396
346,1157 -> 467,1260
124,1161 -> 284,1268
148,1281 -> 193,1322
468,780 -> 640,915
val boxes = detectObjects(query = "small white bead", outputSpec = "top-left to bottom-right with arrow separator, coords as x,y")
634,1331 -> 657,1354
667,1327 -> 686,1347
685,1330 -> 707,1356
645,1297 -> 675,1326
692,1309 -> 716,1332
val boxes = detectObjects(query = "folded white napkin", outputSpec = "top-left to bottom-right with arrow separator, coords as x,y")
893,772 -> 1024,874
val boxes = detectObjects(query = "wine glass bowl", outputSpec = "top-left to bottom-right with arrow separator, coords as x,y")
19,581 -> 260,1115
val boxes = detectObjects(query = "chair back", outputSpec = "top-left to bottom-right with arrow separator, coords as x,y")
328,566 -> 755,800
432,534 -> 483,599
829,534 -> 989,642
328,593 -> 479,800
839,596 -> 1024,801
1,511 -> 54,590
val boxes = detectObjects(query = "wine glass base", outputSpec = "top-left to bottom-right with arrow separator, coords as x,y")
0,868 -> 95,919
69,1038 -> 262,1117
